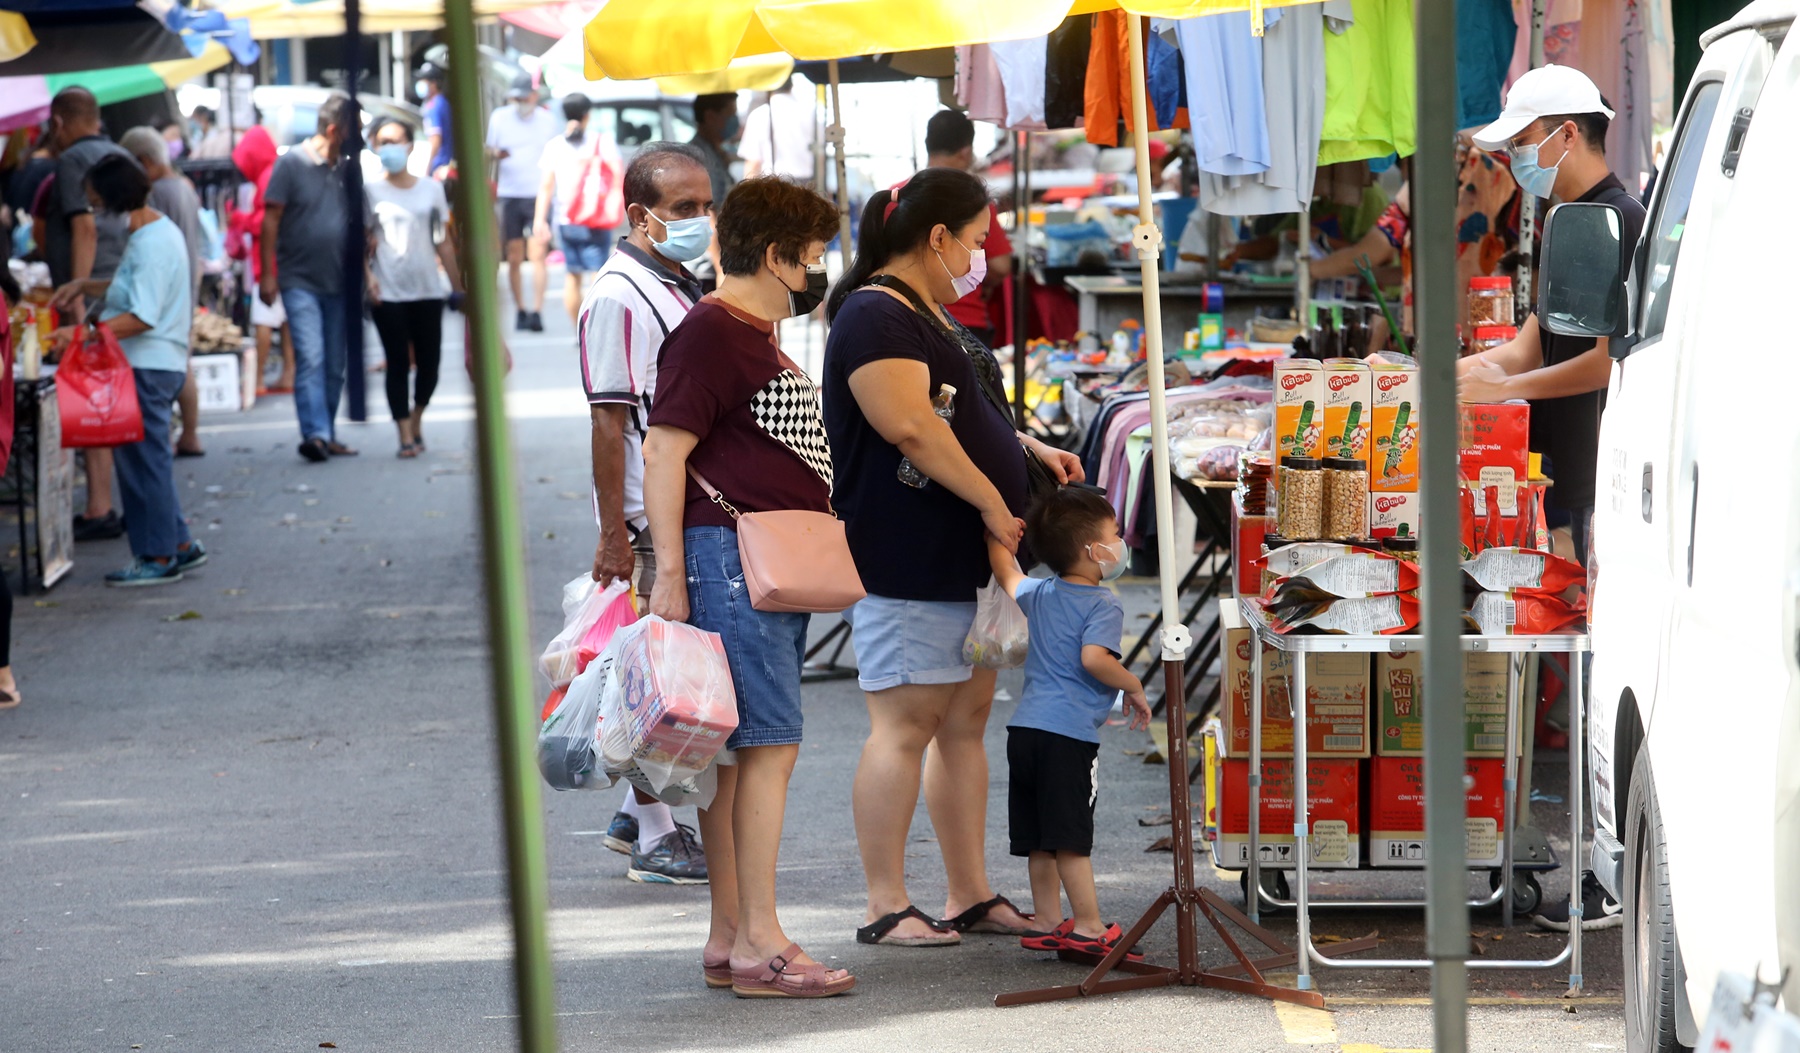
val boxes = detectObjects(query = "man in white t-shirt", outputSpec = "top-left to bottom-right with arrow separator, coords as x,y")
485,73 -> 559,332
578,141 -> 715,884
740,78 -> 816,183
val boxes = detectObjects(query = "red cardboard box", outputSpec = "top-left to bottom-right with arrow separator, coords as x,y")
1231,490 -> 1271,598
1214,755 -> 1361,868
1368,756 -> 1508,867
1459,402 -> 1530,518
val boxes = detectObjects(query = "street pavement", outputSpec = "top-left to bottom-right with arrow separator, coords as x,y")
3,277 -> 1625,1052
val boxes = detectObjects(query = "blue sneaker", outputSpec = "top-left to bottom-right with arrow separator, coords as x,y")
105,558 -> 183,588
176,541 -> 208,571
603,810 -> 637,855
628,823 -> 709,885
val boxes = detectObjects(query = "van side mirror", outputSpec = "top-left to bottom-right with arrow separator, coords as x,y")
1538,202 -> 1631,341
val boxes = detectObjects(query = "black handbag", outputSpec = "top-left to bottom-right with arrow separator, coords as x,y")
866,276 -> 1059,504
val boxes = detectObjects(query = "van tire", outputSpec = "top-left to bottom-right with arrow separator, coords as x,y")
1623,750 -> 1688,1053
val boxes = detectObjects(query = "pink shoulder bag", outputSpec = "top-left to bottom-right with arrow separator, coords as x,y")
687,467 -> 866,614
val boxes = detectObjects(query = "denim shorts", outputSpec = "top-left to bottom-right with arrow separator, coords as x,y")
558,224 -> 610,273
684,526 -> 809,749
843,595 -> 977,693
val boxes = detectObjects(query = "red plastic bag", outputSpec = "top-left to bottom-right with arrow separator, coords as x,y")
564,141 -> 623,229
57,323 -> 143,448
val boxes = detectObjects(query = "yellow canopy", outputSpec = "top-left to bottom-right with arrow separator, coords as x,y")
585,0 -> 1323,80
214,0 -> 547,39
149,42 -> 234,87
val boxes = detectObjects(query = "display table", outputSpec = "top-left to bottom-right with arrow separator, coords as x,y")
5,376 -> 74,592
1065,274 -> 1297,357
1236,598 -> 1590,994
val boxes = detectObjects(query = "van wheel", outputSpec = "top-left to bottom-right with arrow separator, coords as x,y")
1623,750 -> 1687,1053
1238,868 -> 1291,912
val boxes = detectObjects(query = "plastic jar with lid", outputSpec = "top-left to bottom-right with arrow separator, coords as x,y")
1277,457 -> 1324,540
1382,537 -> 1418,555
1470,325 -> 1517,357
1322,457 -> 1369,540
1468,276 -> 1515,328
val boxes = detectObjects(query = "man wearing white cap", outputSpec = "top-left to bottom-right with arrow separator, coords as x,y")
1458,64 -> 1646,575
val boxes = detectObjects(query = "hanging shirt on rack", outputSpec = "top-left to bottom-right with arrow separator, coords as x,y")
1083,11 -> 1185,148
990,36 -> 1049,129
1044,16 -> 1093,130
1458,0 -> 1518,130
956,45 -> 1009,126
1176,11 -> 1272,178
1320,0 -> 1418,165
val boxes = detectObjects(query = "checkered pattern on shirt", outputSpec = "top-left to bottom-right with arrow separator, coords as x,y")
751,369 -> 834,489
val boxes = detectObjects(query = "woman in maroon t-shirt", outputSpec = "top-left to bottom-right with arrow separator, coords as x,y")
642,177 -> 850,999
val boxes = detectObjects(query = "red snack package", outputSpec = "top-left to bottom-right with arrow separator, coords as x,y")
1263,592 -> 1420,635
1461,547 -> 1586,595
1465,591 -> 1586,636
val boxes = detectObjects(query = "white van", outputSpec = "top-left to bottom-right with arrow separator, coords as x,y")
1534,2 -> 1799,1051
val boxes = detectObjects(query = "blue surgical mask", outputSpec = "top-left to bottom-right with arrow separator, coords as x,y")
377,143 -> 410,174
723,114 -> 741,140
1088,539 -> 1128,581
647,210 -> 712,262
1508,126 -> 1568,200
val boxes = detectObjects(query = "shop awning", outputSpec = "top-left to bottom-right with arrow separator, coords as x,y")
0,40 -> 233,132
213,0 -> 549,38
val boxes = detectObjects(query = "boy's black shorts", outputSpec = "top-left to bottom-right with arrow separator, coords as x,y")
1007,726 -> 1100,857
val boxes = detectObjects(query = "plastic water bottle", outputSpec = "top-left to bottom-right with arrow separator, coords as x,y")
897,384 -> 957,489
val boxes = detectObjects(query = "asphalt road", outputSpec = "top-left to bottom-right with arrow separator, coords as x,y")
2,281 -> 1624,1052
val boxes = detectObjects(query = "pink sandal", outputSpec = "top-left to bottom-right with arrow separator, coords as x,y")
730,943 -> 856,999
703,954 -> 732,990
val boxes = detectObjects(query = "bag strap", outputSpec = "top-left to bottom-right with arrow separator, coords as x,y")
686,464 -> 741,520
865,275 -> 1018,429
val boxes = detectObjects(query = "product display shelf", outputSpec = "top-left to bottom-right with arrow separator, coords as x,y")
1235,598 -> 1590,994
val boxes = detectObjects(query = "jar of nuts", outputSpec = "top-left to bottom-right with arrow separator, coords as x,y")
1468,276 -> 1515,328
1322,457 -> 1369,540
1277,457 -> 1324,540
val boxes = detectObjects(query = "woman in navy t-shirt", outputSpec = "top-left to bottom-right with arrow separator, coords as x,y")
821,166 -> 1085,948
643,177 -> 851,998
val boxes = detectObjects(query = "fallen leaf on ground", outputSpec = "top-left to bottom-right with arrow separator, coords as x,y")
1143,751 -> 1166,765
1145,836 -> 1173,852
164,611 -> 202,622
1122,748 -> 1147,756
32,600 -> 56,608
1138,813 -> 1171,827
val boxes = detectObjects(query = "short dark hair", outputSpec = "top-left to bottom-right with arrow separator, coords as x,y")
827,166 -> 991,320
622,141 -> 708,211
1026,486 -> 1118,576
317,91 -> 355,137
716,176 -> 839,277
562,93 -> 591,123
1538,105 -> 1611,151
924,109 -> 975,157
84,154 -> 151,212
51,87 -> 99,127
371,116 -> 414,143
694,93 -> 736,122
193,105 -> 214,122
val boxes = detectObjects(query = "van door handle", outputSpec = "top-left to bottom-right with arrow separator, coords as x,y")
1686,464 -> 1699,587
1642,463 -> 1654,523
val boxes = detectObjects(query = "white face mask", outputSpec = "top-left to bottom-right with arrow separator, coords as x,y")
1088,539 -> 1128,581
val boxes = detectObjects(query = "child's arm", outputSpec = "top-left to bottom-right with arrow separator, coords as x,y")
1081,646 -> 1152,731
986,535 -> 1028,599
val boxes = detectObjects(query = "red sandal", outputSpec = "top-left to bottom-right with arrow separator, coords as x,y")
1020,918 -> 1076,951
702,954 -> 732,990
1061,923 -> 1146,963
730,943 -> 856,999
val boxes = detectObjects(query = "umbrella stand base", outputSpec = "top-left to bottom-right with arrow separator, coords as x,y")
994,656 -> 1378,1010
800,619 -> 857,683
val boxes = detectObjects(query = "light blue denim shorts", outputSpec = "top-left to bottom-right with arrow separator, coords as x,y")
843,595 -> 978,693
684,526 -> 809,749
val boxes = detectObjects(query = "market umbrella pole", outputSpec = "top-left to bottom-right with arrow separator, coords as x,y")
443,1 -> 560,1050
996,19 -> 1376,1009
1412,1 -> 1469,1050
342,0 -> 368,423
826,60 -> 853,262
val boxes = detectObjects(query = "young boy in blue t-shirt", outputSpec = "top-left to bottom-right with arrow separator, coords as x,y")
988,486 -> 1153,960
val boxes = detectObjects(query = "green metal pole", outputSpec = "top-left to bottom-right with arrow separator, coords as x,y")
1412,1 -> 1466,1052
441,3 -> 559,1050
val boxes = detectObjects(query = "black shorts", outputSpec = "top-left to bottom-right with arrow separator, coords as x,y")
498,196 -> 536,242
1007,726 -> 1099,857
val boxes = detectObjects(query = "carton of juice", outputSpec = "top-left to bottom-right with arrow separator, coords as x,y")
1368,491 -> 1421,539
1321,359 -> 1371,462
1370,362 -> 1419,492
1274,359 -> 1325,460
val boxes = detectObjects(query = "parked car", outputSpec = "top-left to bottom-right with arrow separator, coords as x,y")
1535,2 -> 1799,1051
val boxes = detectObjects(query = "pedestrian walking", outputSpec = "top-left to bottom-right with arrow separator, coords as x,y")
486,72 -> 558,332
642,175 -> 850,997
534,93 -> 621,327
120,126 -> 206,458
578,142 -> 713,885
365,117 -> 463,459
417,62 -> 454,181
820,166 -> 1083,947
0,266 -> 23,707
49,155 -> 203,586
987,488 -> 1153,960
228,126 -> 294,397
43,87 -> 134,544
260,92 -> 361,463
740,79 -> 816,183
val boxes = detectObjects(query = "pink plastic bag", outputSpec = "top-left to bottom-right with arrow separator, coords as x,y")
539,576 -> 636,688
599,617 -> 739,804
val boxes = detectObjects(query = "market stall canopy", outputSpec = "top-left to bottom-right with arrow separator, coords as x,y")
498,0 -> 599,41
540,27 -> 793,97
0,7 -> 192,74
584,0 -> 1326,80
0,41 -> 234,133
211,0 -> 546,38
791,50 -> 955,83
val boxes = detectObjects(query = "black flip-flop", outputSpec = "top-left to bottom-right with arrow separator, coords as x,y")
940,894 -> 1037,935
298,438 -> 329,463
855,905 -> 960,947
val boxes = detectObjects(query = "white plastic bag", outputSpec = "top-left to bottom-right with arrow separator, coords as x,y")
539,576 -> 632,687
963,576 -> 1030,669
536,658 -> 614,792
598,616 -> 739,807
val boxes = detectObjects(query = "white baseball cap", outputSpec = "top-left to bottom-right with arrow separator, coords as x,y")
1472,65 -> 1615,151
